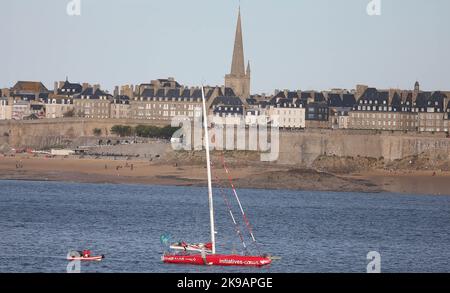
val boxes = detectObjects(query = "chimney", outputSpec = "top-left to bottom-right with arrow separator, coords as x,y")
3,88 -> 11,97
54,82 -> 58,95
59,81 -> 65,89
93,84 -> 100,92
82,83 -> 90,91
388,89 -> 398,106
114,86 -> 119,96
356,84 -> 368,99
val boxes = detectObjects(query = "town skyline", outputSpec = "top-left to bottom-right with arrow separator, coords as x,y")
1,0 -> 450,93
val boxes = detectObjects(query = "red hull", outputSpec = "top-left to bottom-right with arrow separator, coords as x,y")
162,254 -> 271,267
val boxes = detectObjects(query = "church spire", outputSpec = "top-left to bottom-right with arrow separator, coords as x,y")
225,6 -> 251,99
246,60 -> 251,76
230,7 -> 245,77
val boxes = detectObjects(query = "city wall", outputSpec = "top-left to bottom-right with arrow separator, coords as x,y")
278,130 -> 450,166
0,118 -> 167,150
1,119 -> 450,166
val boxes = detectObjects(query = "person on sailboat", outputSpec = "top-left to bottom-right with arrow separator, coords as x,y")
181,241 -> 188,251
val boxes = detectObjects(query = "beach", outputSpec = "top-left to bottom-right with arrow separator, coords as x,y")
1,154 -> 449,196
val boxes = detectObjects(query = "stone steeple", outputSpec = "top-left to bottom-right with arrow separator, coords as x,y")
230,8 -> 245,77
225,7 -> 251,99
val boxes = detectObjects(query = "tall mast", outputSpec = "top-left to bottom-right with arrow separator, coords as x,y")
201,86 -> 216,254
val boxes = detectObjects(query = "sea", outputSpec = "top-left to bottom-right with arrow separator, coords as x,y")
0,180 -> 449,273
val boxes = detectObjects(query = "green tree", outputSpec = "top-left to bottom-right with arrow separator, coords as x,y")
93,128 -> 102,137
111,125 -> 133,137
134,125 -> 180,139
63,109 -> 75,117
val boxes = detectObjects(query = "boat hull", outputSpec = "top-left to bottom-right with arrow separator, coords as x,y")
67,256 -> 104,261
162,254 -> 271,267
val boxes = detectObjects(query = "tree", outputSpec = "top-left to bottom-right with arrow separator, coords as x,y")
111,125 -> 133,137
93,128 -> 102,137
63,109 -> 75,117
134,125 -> 180,139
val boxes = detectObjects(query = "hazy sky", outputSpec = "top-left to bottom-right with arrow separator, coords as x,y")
1,0 -> 449,94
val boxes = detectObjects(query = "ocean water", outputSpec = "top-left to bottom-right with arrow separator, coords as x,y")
0,180 -> 449,273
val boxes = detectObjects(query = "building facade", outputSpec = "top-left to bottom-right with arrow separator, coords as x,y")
349,88 -> 418,131
74,87 -> 112,119
43,96 -> 74,119
0,97 -> 12,120
110,95 -> 131,119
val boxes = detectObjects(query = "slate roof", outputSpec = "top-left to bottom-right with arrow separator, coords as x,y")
342,94 -> 356,107
78,88 -> 111,99
58,81 -> 82,95
211,96 -> 243,107
426,91 -> 447,111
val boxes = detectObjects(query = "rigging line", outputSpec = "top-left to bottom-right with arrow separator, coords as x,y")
211,160 -> 248,251
220,153 -> 261,254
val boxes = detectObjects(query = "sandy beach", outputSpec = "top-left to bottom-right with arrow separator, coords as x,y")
1,154 -> 450,196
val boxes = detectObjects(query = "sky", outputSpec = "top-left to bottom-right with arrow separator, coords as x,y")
1,0 -> 449,94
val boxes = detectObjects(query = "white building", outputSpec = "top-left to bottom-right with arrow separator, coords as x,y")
12,101 -> 31,120
245,109 -> 269,126
44,96 -> 74,119
268,104 -> 306,129
0,97 -> 12,120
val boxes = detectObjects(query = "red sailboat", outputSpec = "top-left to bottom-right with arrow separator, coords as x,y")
161,87 -> 272,267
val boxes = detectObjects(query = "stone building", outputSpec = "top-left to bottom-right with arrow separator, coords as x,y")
211,95 -> 244,126
304,92 -> 329,129
55,79 -> 83,98
349,87 -> 418,131
42,96 -> 74,119
224,8 -> 251,100
328,93 -> 355,129
0,97 -> 13,120
130,79 -> 224,121
74,87 -> 112,119
110,95 -> 131,119
11,100 -> 31,120
417,91 -> 449,133
266,91 -> 306,129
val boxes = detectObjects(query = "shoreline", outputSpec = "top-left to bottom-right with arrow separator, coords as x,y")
1,155 -> 450,196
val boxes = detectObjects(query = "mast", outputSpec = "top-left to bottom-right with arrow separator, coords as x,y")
201,86 -> 216,254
